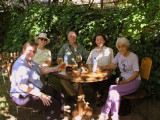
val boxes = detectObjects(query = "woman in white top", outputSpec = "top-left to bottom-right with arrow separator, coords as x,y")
86,34 -> 114,67
86,33 -> 114,105
33,33 -> 52,67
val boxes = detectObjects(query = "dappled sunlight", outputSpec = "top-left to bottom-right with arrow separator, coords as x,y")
125,12 -> 148,39
14,66 -> 28,80
27,6 -> 59,38
110,90 -> 120,100
10,66 -> 40,94
0,76 -> 17,120
96,48 -> 111,58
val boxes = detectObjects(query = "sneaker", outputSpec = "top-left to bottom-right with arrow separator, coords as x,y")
98,113 -> 109,120
64,105 -> 71,113
111,114 -> 119,120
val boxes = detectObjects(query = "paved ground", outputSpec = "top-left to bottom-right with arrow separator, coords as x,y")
92,100 -> 160,120
0,80 -> 160,120
63,99 -> 160,120
0,99 -> 160,120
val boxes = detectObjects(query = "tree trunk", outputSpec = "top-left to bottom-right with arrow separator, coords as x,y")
52,0 -> 59,3
101,0 -> 103,9
48,0 -> 51,5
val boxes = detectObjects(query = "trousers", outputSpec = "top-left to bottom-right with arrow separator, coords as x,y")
101,79 -> 141,120
12,87 -> 64,120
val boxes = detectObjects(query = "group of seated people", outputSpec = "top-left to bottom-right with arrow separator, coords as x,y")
10,31 -> 141,120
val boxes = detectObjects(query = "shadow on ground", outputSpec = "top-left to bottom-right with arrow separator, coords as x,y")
1,77 -> 160,120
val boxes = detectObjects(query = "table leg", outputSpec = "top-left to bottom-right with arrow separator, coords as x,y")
72,83 -> 93,119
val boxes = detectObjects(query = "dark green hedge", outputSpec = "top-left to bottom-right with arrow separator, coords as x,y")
1,2 -> 160,100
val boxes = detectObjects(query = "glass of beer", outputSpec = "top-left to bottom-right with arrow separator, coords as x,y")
57,58 -> 66,70
76,55 -> 82,67
57,58 -> 63,65
76,55 -> 82,63
59,62 -> 66,70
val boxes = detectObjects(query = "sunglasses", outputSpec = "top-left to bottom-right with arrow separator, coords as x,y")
39,38 -> 48,41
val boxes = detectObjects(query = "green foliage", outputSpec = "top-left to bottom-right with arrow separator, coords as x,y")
0,115 -> 5,120
1,1 -> 160,100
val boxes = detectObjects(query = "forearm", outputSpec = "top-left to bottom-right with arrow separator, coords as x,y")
86,64 -> 93,71
86,64 -> 92,67
120,71 -> 139,84
40,66 -> 55,75
46,59 -> 52,67
18,84 -> 42,97
126,72 -> 139,82
40,65 -> 61,75
19,83 -> 52,106
102,62 -> 115,70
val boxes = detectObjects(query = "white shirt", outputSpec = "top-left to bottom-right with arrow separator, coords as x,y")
86,46 -> 114,66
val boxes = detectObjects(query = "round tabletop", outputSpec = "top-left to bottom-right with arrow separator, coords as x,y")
51,68 -> 112,83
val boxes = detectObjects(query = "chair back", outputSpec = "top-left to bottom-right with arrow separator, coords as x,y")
140,57 -> 152,80
7,62 -> 14,80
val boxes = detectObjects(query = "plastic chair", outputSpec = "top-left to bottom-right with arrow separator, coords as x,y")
7,62 -> 39,120
122,57 -> 152,120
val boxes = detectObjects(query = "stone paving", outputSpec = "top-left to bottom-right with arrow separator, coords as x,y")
0,99 -> 160,120
1,78 -> 160,120
62,99 -> 160,120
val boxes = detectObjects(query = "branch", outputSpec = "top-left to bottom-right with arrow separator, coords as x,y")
24,0 -> 29,6
48,0 -> 51,5
89,0 -> 95,8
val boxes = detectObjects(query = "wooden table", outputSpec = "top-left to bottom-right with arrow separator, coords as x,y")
52,66 -> 112,119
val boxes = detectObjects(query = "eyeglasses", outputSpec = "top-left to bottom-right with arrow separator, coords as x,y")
39,38 -> 48,41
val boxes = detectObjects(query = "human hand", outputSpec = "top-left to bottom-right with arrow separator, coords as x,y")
96,66 -> 101,71
40,93 -> 52,106
53,65 -> 61,72
118,81 -> 124,85
100,65 -> 113,71
119,79 -> 128,85
98,66 -> 105,71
